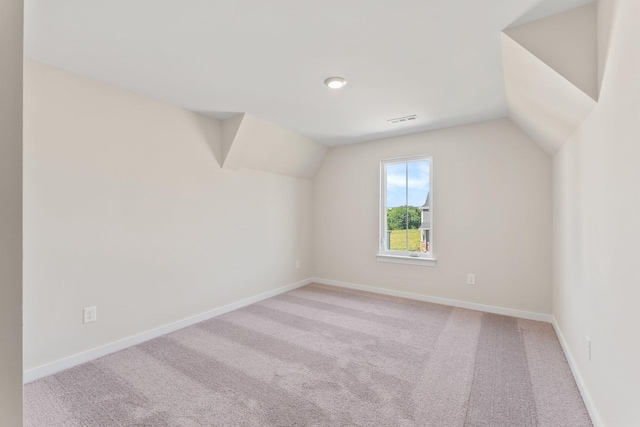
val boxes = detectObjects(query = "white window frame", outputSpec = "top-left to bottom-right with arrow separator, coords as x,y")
377,154 -> 436,266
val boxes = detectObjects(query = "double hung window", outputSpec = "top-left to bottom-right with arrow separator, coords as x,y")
378,155 -> 435,266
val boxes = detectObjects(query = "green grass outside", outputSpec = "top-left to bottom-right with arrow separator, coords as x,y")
389,229 -> 422,252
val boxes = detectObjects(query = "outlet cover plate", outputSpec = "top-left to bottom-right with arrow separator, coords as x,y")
83,306 -> 97,324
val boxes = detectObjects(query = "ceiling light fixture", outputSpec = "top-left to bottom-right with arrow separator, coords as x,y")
324,76 -> 347,89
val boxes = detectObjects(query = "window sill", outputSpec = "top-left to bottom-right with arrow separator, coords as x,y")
376,254 -> 437,267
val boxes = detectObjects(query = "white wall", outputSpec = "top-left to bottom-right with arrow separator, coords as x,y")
0,0 -> 23,425
553,0 -> 640,425
314,118 -> 552,314
23,60 -> 315,371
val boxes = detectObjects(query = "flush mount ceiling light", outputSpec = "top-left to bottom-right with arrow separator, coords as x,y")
324,76 -> 347,89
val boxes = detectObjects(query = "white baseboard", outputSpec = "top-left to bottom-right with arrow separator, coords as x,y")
311,278 -> 601,425
551,317 -> 603,427
311,277 -> 553,323
24,278 -> 313,384
25,276 -> 601,426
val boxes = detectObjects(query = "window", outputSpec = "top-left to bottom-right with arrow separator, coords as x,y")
378,155 -> 435,266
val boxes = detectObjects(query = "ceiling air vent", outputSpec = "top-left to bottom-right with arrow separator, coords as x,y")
387,115 -> 418,124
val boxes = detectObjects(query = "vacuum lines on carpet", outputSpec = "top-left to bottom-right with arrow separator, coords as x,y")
24,283 -> 592,426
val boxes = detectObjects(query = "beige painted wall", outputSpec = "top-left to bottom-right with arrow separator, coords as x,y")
23,60 -> 315,370
0,0 -> 23,424
504,3 -> 598,101
502,32 -> 596,155
553,0 -> 640,425
314,118 -> 552,314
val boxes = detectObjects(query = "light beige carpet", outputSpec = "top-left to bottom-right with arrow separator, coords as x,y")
24,283 -> 592,426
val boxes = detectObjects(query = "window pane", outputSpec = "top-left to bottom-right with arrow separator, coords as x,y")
386,163 -> 408,252
408,160 -> 430,253
382,156 -> 432,256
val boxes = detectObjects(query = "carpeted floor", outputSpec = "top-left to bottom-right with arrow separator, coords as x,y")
24,284 -> 593,426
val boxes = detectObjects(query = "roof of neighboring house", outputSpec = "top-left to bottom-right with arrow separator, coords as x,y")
421,193 -> 430,209
420,192 -> 430,229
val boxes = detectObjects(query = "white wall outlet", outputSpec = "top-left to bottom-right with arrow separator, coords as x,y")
295,260 -> 300,269
586,336 -> 591,361
83,306 -> 97,324
467,273 -> 476,285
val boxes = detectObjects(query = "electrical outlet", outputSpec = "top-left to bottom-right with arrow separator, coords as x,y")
83,306 -> 97,324
586,336 -> 591,361
467,273 -> 476,285
295,260 -> 300,269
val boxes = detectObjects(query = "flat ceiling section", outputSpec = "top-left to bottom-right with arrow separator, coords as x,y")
24,0 -> 595,146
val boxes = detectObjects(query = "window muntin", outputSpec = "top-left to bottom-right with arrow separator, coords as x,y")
380,155 -> 433,259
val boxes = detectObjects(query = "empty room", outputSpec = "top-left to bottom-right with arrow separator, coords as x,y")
1,0 -> 639,426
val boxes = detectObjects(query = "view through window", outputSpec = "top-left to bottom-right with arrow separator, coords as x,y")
381,156 -> 432,257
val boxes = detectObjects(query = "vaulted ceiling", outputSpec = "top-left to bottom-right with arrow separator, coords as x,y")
24,0 -> 594,146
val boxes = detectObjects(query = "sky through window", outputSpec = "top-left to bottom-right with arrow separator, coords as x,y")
386,160 -> 430,208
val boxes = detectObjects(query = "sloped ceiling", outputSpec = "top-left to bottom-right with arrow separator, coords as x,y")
220,113 -> 328,179
505,4 -> 598,101
502,3 -> 598,155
